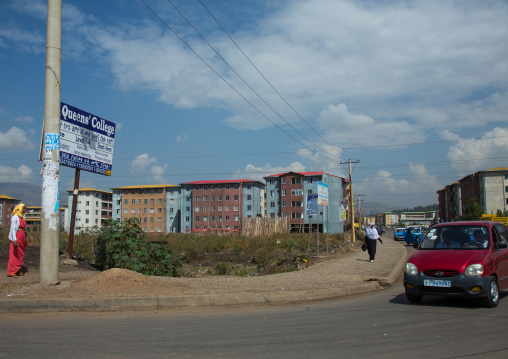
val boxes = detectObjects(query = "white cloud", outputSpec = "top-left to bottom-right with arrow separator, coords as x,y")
150,165 -> 167,183
130,153 -> 158,174
442,127 -> 508,174
357,163 -> 442,207
0,127 -> 35,151
233,162 -> 307,182
316,103 -> 419,147
0,164 -> 34,182
176,134 -> 189,142
15,115 -> 34,123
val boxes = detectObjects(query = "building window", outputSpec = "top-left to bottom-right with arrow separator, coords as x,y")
86,201 -> 90,206
234,205 -> 239,211
144,199 -> 148,204
203,216 -> 208,222
291,189 -> 303,196
218,206 -> 223,211
282,201 -> 286,207
225,184 -> 230,190
158,199 -> 162,204
270,202 -> 275,208
138,199 -> 141,204
131,199 -> 135,204
247,205 -> 252,211
292,201 -> 303,207
203,196 -> 208,201
195,207 -> 200,212
292,178 -> 301,184
124,209 -> 128,214
292,212 -> 303,219
158,208 -> 162,213
195,216 -> 199,222
234,195 -> 239,201
218,195 -> 222,201
131,209 -> 135,214
86,210 -> 89,215
225,215 -> 230,221
281,190 -> 286,196
150,208 -> 154,214
225,195 -> 230,201
282,178 -> 286,184
195,196 -> 200,202
225,205 -> 230,211
247,195 -> 252,200
124,199 -> 128,204
203,185 -> 208,190
195,185 -> 200,191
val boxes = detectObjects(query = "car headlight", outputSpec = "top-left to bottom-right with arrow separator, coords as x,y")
405,262 -> 418,275
465,264 -> 484,277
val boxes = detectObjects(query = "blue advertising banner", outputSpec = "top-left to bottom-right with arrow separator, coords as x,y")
59,103 -> 116,176
306,193 -> 318,216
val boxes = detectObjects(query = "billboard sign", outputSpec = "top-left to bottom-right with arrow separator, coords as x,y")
317,182 -> 329,206
306,193 -> 318,216
59,103 -> 115,176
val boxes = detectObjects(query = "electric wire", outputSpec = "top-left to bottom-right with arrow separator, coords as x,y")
197,0 -> 344,158
140,0 -> 339,163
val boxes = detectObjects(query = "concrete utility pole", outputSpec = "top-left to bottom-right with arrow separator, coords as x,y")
40,0 -> 62,285
341,159 -> 359,242
356,194 -> 364,230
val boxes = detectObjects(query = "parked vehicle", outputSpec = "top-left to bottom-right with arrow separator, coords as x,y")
404,225 -> 424,246
404,221 -> 508,307
394,227 -> 405,241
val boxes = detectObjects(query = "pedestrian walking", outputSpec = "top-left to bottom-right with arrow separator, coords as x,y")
7,203 -> 27,277
365,222 -> 383,263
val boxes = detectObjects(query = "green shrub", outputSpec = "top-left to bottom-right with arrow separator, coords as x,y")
92,218 -> 182,276
214,261 -> 230,275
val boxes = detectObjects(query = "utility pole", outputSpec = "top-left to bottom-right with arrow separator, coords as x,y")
356,194 -> 364,230
341,159 -> 360,242
40,0 -> 62,285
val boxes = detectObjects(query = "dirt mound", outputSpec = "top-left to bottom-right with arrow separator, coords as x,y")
25,268 -> 189,299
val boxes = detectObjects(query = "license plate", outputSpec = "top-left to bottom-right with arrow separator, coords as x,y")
424,279 -> 451,287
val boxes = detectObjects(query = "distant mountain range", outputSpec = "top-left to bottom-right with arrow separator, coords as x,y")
1,182 -> 412,215
360,201 -> 402,216
0,182 -> 69,207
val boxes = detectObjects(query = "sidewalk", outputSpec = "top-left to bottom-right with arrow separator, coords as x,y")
0,238 -> 408,313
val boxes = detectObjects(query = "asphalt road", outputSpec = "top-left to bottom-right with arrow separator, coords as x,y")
2,268 -> 508,359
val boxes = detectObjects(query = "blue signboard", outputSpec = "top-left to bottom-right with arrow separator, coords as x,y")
306,193 -> 318,216
60,103 -> 116,176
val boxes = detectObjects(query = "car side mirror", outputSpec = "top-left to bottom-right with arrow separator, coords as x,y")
496,242 -> 508,249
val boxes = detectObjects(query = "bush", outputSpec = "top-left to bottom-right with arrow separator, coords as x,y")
92,218 -> 182,277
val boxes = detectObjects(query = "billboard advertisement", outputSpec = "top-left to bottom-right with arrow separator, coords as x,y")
59,103 -> 115,176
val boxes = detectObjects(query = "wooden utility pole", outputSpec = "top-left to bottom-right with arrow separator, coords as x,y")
356,194 -> 364,230
341,159 -> 360,242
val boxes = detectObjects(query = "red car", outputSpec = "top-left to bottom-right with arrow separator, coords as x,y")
404,221 -> 508,307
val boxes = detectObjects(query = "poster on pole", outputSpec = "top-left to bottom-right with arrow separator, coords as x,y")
340,198 -> 348,222
306,193 -> 318,216
59,103 -> 115,176
317,182 -> 328,206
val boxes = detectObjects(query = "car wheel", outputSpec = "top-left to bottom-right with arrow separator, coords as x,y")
485,276 -> 499,308
406,291 -> 423,304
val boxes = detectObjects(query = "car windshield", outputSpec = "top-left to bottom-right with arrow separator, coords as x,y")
419,225 -> 489,250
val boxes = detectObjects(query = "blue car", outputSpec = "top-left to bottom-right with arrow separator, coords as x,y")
394,228 -> 405,241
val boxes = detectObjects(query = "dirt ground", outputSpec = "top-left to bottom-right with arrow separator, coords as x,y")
0,242 -> 358,300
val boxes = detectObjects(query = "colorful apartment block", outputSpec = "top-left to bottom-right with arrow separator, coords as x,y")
179,179 -> 264,233
264,171 -> 347,233
0,195 -> 21,229
66,188 -> 112,232
111,184 -> 181,234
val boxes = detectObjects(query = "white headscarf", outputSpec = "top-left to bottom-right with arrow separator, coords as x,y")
365,224 -> 379,239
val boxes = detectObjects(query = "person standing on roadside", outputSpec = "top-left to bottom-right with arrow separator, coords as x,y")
365,222 -> 382,263
7,203 -> 27,277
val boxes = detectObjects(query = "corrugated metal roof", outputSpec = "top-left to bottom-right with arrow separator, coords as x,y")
111,184 -> 178,189
180,179 -> 262,185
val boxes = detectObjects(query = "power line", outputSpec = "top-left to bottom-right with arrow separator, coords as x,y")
140,0 -> 339,163
197,0 -> 343,158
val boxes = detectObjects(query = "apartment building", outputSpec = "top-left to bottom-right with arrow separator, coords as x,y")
24,206 -> 66,232
264,171 -> 346,233
0,195 -> 20,229
66,188 -> 112,232
179,179 -> 264,233
111,184 -> 181,234
437,167 -> 508,221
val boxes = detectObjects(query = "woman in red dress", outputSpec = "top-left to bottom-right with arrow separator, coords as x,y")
7,203 -> 27,277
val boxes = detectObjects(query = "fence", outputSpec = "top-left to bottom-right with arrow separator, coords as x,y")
242,217 -> 290,237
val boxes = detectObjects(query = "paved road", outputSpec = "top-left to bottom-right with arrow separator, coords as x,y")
2,278 -> 508,358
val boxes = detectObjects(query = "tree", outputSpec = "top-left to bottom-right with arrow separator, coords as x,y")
462,198 -> 483,221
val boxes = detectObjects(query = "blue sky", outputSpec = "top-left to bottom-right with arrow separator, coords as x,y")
0,0 -> 507,209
